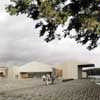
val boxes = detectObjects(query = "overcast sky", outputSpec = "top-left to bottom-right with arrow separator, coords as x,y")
0,0 -> 100,67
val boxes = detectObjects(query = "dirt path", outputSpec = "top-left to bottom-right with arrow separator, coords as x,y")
0,79 -> 100,100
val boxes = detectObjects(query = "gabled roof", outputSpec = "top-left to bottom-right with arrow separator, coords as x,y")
19,61 -> 52,72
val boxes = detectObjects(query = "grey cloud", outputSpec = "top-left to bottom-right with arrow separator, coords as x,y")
0,7 -> 100,66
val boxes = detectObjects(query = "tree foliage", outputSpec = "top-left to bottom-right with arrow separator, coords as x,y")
6,0 -> 100,50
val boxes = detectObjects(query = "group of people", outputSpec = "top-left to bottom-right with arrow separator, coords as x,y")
42,74 -> 55,85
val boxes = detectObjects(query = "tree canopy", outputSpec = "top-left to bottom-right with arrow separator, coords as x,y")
6,0 -> 100,50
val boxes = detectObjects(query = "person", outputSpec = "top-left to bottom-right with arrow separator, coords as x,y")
46,74 -> 51,85
42,75 -> 46,85
51,73 -> 56,84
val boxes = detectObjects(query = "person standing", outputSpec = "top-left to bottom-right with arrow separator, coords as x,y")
46,74 -> 51,85
51,73 -> 56,84
42,75 -> 46,85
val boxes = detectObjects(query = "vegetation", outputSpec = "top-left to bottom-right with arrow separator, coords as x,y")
6,0 -> 100,50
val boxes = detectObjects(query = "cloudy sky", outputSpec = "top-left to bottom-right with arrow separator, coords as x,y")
0,0 -> 100,67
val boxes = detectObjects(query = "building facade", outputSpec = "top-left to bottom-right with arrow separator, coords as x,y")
55,61 -> 94,80
18,61 -> 53,79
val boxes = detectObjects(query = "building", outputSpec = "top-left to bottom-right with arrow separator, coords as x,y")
83,68 -> 100,83
18,61 -> 53,79
0,62 -> 53,79
0,67 -> 8,78
7,66 -> 19,79
0,65 -> 19,79
0,61 -> 95,80
55,60 -> 95,80
83,68 -> 100,76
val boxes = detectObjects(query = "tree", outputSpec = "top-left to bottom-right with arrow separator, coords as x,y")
6,0 -> 100,50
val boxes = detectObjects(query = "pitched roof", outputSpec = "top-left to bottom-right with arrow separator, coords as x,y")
19,61 -> 52,72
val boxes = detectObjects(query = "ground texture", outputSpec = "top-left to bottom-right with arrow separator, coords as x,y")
0,79 -> 100,100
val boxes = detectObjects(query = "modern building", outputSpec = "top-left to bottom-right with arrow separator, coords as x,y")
55,60 -> 95,80
83,68 -> 100,76
18,61 -> 53,79
83,68 -> 100,83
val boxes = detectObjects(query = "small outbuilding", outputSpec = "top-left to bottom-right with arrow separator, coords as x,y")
7,65 -> 19,79
18,61 -> 53,79
0,67 -> 8,78
0,65 -> 19,79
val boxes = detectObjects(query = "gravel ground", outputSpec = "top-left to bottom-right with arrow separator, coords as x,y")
0,79 -> 100,100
